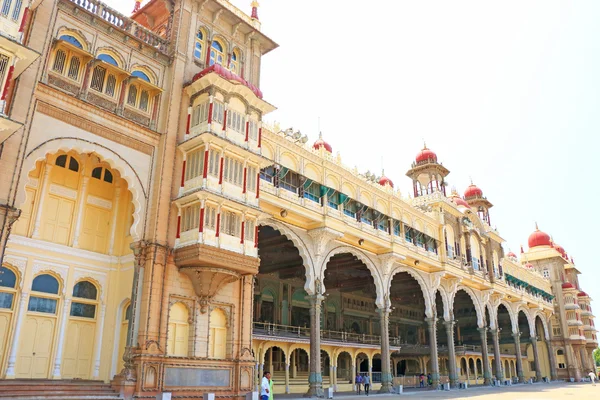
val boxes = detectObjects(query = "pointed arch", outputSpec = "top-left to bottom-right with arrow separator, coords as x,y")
453,286 -> 484,327
516,306 -> 535,336
388,266 -> 432,317
321,245 -> 385,307
534,312 -> 550,341
19,138 -> 147,240
497,300 -> 518,333
434,285 -> 451,321
257,220 -> 315,294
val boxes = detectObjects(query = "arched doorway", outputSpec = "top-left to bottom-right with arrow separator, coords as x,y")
453,290 -> 482,384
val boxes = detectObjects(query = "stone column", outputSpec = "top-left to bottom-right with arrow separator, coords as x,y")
305,294 -> 324,397
426,317 -> 440,388
31,164 -> 53,238
72,176 -> 90,247
51,298 -> 72,379
579,347 -> 588,373
269,347 -> 273,375
490,329 -> 504,382
378,307 -> 393,393
285,363 -> 290,394
444,320 -> 459,388
332,365 -> 337,391
530,336 -> 543,381
478,328 -> 492,385
120,243 -> 146,380
255,361 -> 260,392
351,361 -> 356,386
292,350 -> 297,378
108,185 -> 121,255
5,291 -> 29,378
92,303 -> 107,378
513,332 -> 525,383
329,364 -> 334,388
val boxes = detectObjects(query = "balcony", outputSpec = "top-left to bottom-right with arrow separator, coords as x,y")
66,0 -> 169,54
252,322 -> 401,350
177,226 -> 257,258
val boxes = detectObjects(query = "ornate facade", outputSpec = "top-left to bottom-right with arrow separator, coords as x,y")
0,1 -> 595,399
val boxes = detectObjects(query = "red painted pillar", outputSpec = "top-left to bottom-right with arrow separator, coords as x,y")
202,150 -> 209,178
216,213 -> 221,237
18,7 -> 30,33
258,126 -> 262,148
1,66 -> 15,100
256,173 -> 260,198
208,98 -> 214,124
199,207 -> 205,233
176,214 -> 181,239
240,221 -> 245,244
180,159 -> 186,187
242,167 -> 247,193
186,106 -> 192,135
218,156 -> 224,184
245,119 -> 250,142
222,107 -> 228,131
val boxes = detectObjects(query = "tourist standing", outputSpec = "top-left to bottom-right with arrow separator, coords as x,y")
419,373 -> 425,388
269,374 -> 274,400
261,372 -> 271,400
589,371 -> 596,386
363,374 -> 370,396
356,373 -> 363,394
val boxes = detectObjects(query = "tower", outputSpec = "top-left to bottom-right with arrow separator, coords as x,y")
463,182 -> 493,225
406,145 -> 449,197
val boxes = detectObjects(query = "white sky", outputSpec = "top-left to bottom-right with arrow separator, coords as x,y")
110,1 -> 600,313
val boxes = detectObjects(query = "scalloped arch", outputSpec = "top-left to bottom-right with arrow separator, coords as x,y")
19,138 -> 147,241
388,266 -> 432,318
496,300 -> 518,333
434,286 -> 451,321
321,245 -> 385,308
454,286 -> 484,328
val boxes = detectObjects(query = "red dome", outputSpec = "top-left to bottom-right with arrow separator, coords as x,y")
528,228 -> 552,248
525,262 -> 534,269
464,184 -> 483,199
416,147 -> 437,163
449,192 -> 470,207
507,252 -> 517,258
313,134 -> 332,153
553,243 -> 566,255
378,174 -> 394,188
578,291 -> 588,297
562,282 -> 575,289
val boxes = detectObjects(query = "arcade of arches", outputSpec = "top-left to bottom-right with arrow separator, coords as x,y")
250,226 -> 555,394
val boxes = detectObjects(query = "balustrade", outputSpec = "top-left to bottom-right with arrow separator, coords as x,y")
67,0 -> 169,53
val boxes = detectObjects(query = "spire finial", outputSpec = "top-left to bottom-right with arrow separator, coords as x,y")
423,139 -> 427,149
535,221 -> 539,230
133,0 -> 142,13
319,131 -> 323,139
470,176 -> 473,185
251,1 -> 260,20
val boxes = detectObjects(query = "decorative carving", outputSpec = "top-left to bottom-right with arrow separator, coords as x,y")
49,184 -> 78,199
87,195 -> 113,210
180,267 -> 240,301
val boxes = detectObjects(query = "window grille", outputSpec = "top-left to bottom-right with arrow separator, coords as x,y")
90,65 -> 107,92
185,148 -> 205,181
205,206 -> 217,230
220,210 -> 240,236
182,204 -> 200,232
52,49 -> 66,74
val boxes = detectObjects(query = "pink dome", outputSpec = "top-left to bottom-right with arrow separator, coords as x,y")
464,184 -> 483,199
313,133 -> 332,153
416,147 -> 437,163
525,262 -> 534,269
507,252 -> 517,258
378,174 -> 394,188
449,191 -> 470,207
528,228 -> 551,248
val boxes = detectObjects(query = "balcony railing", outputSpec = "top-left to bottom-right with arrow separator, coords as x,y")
253,322 -> 401,347
67,0 -> 169,54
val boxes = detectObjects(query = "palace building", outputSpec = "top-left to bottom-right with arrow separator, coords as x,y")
0,1 -> 596,399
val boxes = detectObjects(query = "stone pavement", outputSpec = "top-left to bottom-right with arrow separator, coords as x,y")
277,382 -> 599,400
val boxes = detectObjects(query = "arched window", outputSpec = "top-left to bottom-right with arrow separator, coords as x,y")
91,167 -> 114,183
208,308 -> 227,359
70,280 -> 98,319
0,266 -> 18,310
194,30 -> 205,60
90,64 -> 118,98
209,40 -> 225,66
59,34 -> 83,49
131,70 -> 151,82
52,36 -> 85,81
28,274 -> 60,314
229,49 -> 240,74
167,303 -> 189,356
556,349 -> 566,369
55,154 -> 79,172
97,54 -> 118,66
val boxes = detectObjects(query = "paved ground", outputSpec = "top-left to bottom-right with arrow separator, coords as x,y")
281,382 -> 599,400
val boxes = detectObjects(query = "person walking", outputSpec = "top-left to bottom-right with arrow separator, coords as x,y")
589,371 -> 597,386
419,373 -> 425,388
427,373 -> 432,387
261,372 -> 271,400
355,373 -> 363,394
269,374 -> 274,400
363,374 -> 370,396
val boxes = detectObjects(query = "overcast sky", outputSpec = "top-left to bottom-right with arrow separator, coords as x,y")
111,1 -> 600,312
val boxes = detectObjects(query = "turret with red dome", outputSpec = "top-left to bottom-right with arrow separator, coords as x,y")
406,143 -> 449,198
463,180 -> 493,226
313,132 -> 332,153
448,189 -> 470,208
528,224 -> 552,248
378,170 -> 394,188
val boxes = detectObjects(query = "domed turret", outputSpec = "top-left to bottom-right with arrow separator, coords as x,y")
449,189 -> 469,208
313,133 -> 332,153
464,184 -> 483,199
507,251 -> 517,259
528,224 -> 552,248
562,282 -> 575,289
578,291 -> 588,297
406,143 -> 449,198
378,170 -> 394,188
525,262 -> 534,270
415,146 -> 437,164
